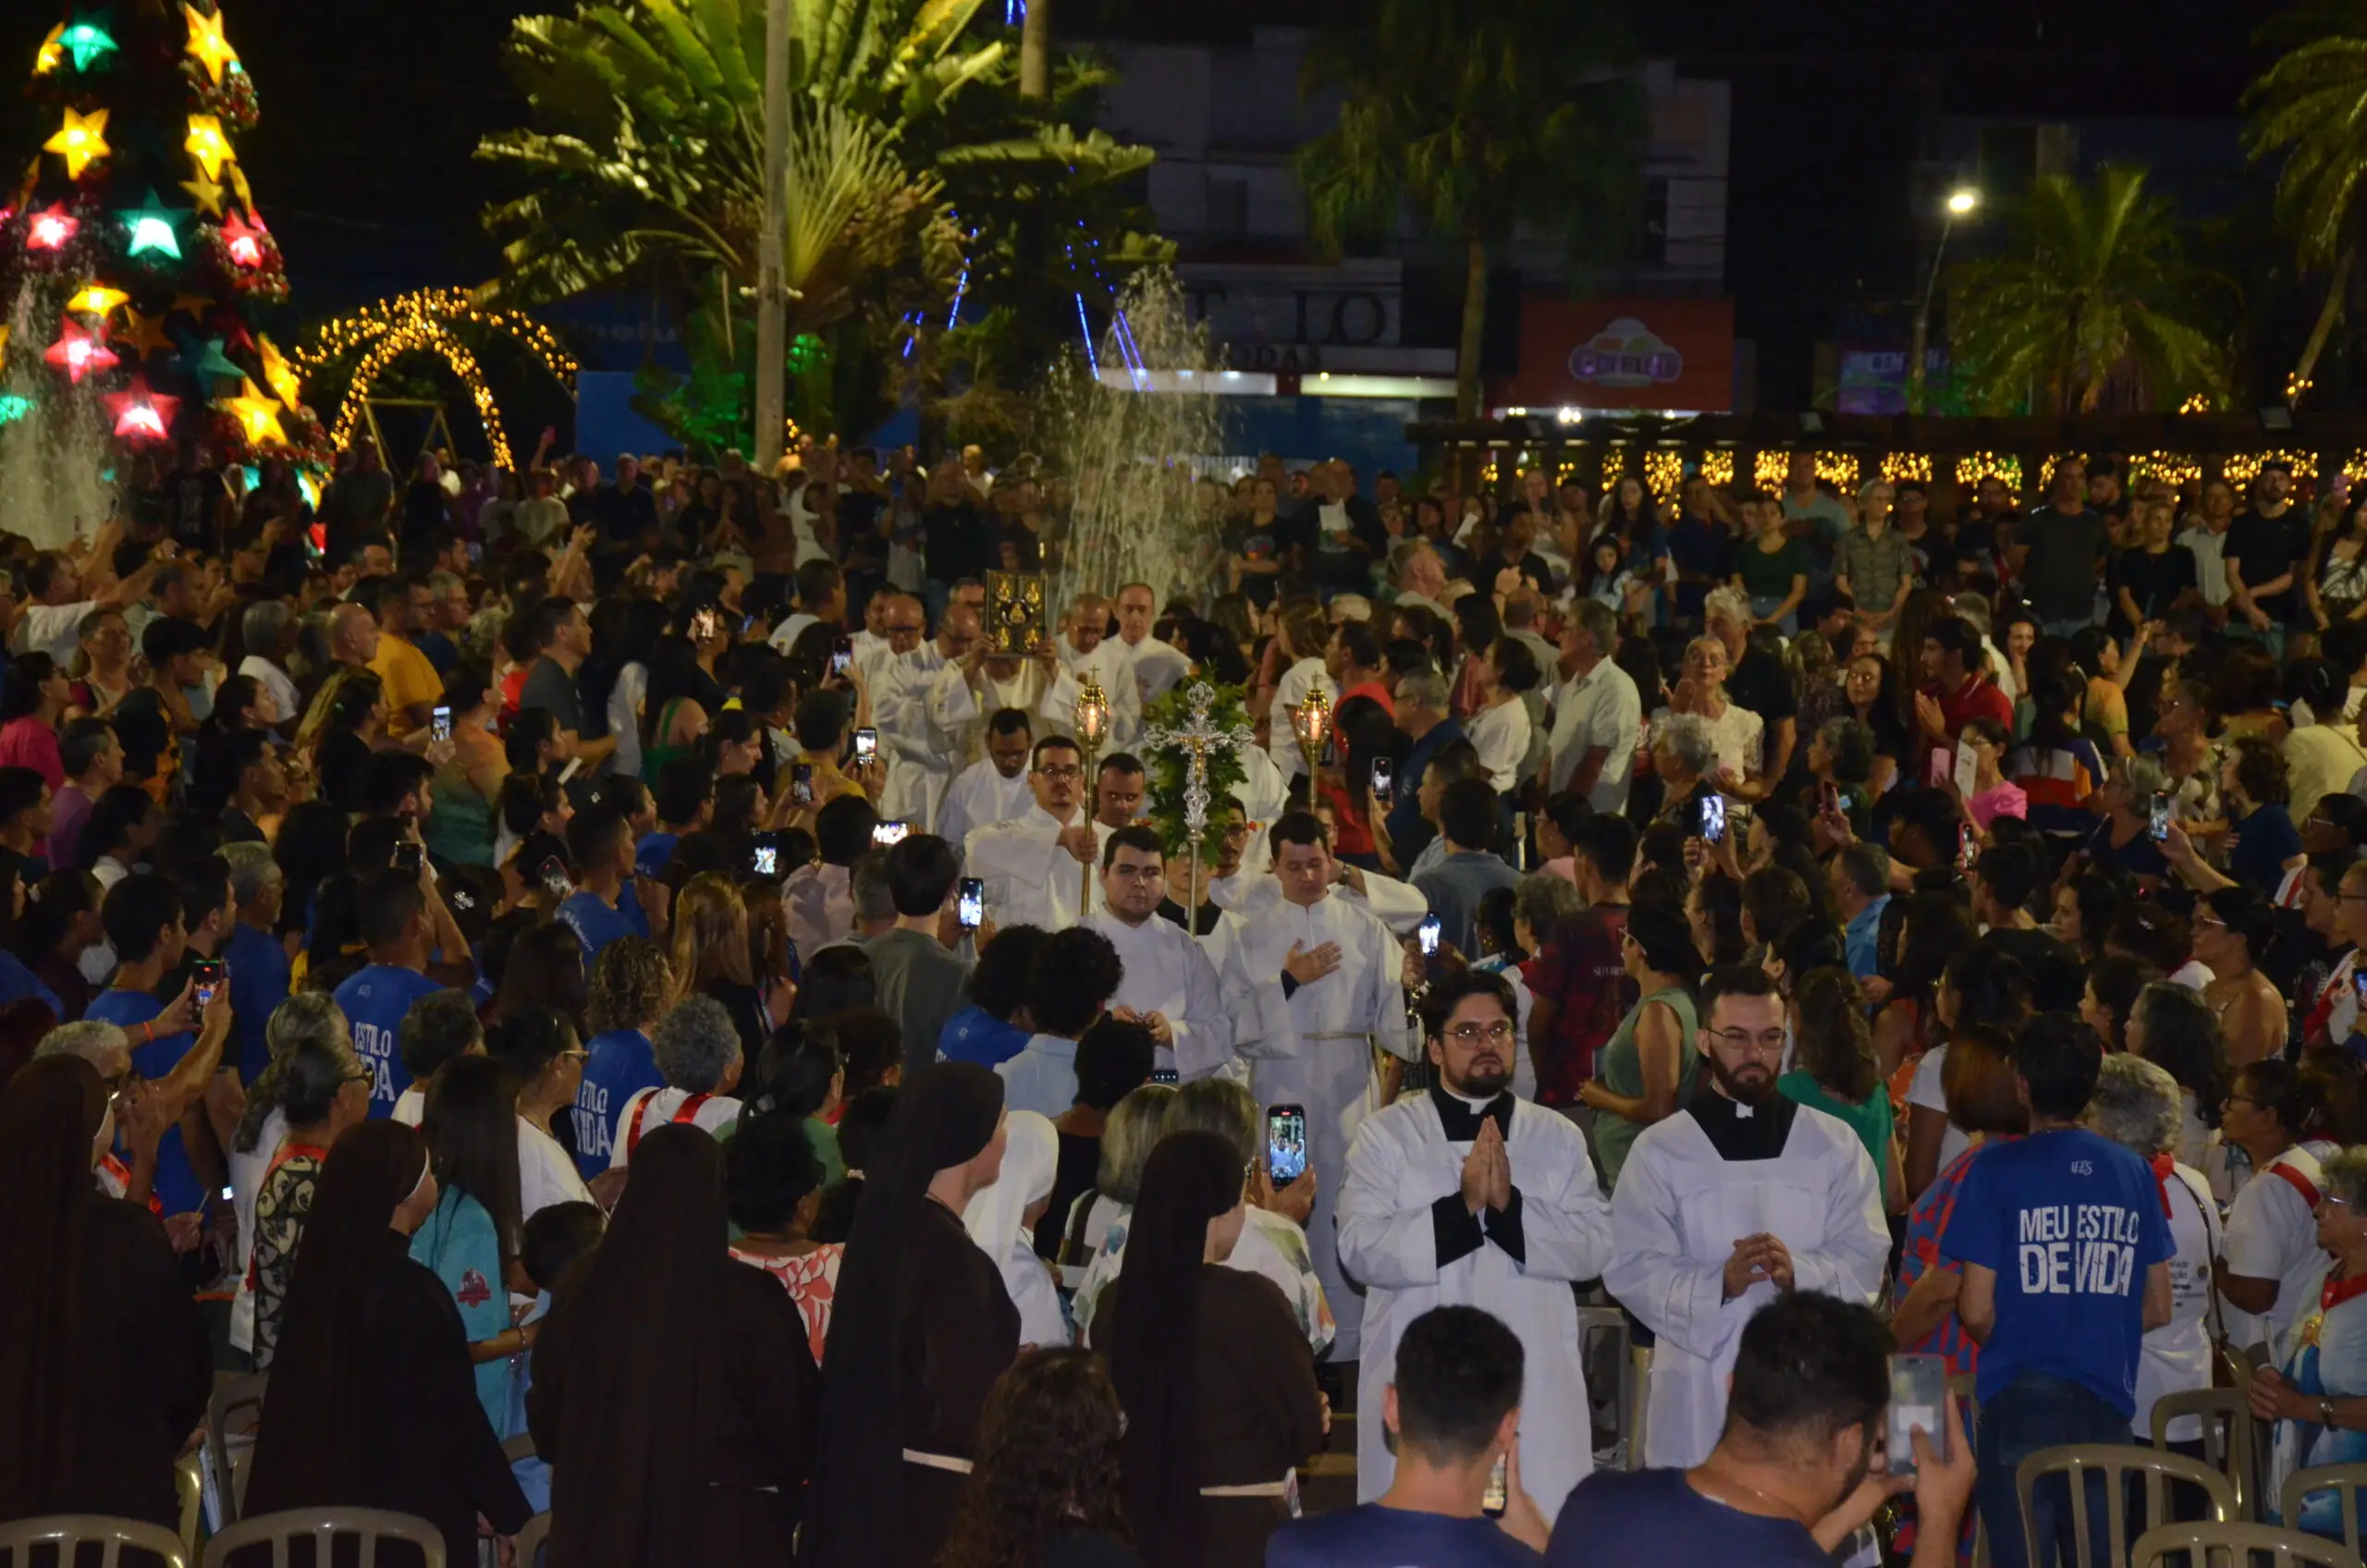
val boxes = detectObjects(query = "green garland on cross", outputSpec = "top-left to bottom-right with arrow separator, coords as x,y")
1139,680 -> 1253,864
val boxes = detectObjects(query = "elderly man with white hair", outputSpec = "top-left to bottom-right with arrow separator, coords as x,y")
2086,1051 -> 2219,1450
1388,539 -> 1450,619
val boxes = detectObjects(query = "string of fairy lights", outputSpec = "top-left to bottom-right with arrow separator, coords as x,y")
1497,446 -> 2367,495
293,289 -> 579,471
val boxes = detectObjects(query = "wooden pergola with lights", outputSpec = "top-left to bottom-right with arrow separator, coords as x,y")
1407,410 -> 2367,498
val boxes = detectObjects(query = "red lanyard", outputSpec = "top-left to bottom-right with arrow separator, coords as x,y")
623,1091 -> 711,1156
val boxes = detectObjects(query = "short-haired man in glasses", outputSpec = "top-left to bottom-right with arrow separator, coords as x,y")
1605,964 -> 1890,1473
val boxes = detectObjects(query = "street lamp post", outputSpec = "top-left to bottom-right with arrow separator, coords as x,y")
753,0 -> 791,473
1907,186 -> 1979,415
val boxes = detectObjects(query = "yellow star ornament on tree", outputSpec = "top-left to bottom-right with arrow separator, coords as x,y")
117,310 -> 174,359
67,284 -> 129,319
256,335 -> 303,409
179,169 -> 227,216
182,4 -> 239,82
220,377 -> 286,447
185,116 -> 235,182
43,106 -> 110,179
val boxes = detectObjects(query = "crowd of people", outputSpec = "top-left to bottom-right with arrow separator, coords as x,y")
1,431 -> 2365,1566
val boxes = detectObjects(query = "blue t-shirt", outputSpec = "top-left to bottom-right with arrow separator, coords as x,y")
634,831 -> 679,879
334,963 -> 447,1118
1269,1503 -> 1541,1567
570,1027 -> 664,1179
1545,1467 -> 1827,1566
88,987 -> 205,1217
222,921 -> 291,1086
557,890 -> 638,967
2229,803 -> 2303,899
0,946 -> 61,1015
938,1004 -> 1031,1068
1941,1125 -> 2174,1413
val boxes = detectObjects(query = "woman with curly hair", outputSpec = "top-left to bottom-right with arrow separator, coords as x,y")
574,936 -> 672,1179
936,1348 -> 1138,1568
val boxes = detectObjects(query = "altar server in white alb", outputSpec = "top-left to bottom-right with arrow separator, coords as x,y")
1338,969 -> 1612,1525
963,735 -> 1110,932
1221,809 -> 1422,1359
1083,825 -> 1232,1080
933,708 -> 1037,854
1605,964 -> 1889,1469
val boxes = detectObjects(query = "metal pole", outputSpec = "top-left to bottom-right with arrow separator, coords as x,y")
1907,214 -> 1955,416
754,0 -> 791,472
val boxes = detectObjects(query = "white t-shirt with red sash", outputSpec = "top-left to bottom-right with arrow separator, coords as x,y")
609,1086 -> 741,1169
2225,1139 -> 2341,1358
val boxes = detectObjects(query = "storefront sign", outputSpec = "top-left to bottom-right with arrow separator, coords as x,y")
1496,295 -> 1735,411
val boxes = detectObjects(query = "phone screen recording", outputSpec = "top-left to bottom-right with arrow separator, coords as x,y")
1266,1104 -> 1308,1184
958,877 -> 985,929
753,843 -> 779,877
1369,758 -> 1394,805
853,727 -> 878,763
1417,914 -> 1441,956
1699,794 -> 1726,844
431,705 -> 452,743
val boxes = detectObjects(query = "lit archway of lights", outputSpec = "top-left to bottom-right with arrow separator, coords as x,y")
296,288 -> 577,471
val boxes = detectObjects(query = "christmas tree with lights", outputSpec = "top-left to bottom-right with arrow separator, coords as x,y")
0,0 -> 329,494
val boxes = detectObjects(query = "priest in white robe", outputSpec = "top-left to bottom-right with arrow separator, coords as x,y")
1338,969 -> 1612,1525
1084,826 -> 1232,1080
871,600 -> 970,830
1221,810 -> 1422,1360
1054,593 -> 1111,671
1604,965 -> 1889,1469
930,636 -> 1079,768
964,735 -> 1110,932
1069,583 -> 1190,749
935,715 -> 1036,857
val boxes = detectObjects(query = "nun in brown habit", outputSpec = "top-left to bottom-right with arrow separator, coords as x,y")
0,1055 -> 210,1537
1094,1129 -> 1327,1568
802,1061 -> 1020,1568
529,1121 -> 819,1564
242,1120 -> 530,1568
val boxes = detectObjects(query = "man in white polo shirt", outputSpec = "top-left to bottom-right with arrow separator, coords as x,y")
1542,599 -> 1641,814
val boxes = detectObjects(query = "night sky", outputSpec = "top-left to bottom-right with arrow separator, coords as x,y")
3,0 -> 2273,397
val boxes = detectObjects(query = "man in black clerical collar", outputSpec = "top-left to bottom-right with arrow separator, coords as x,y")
1686,971 -> 1797,1163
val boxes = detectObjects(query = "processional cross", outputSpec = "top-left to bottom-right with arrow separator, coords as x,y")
1142,681 -> 1257,917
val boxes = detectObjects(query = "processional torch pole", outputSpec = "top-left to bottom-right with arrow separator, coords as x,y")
1073,673 -> 1110,915
1291,686 -> 1333,805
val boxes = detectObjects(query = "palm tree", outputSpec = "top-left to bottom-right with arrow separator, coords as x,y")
475,0 -> 1154,437
2244,0 -> 2367,399
1944,166 -> 2226,414
1296,0 -> 1644,421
